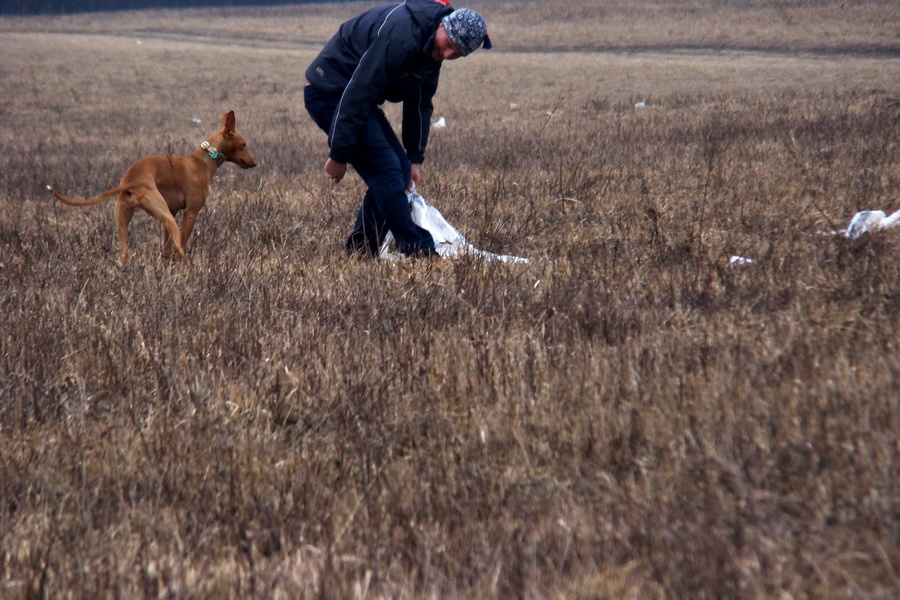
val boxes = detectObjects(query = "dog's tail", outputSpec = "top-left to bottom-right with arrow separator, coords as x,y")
47,184 -> 127,207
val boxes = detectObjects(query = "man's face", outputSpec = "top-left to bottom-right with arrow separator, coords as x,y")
431,24 -> 462,61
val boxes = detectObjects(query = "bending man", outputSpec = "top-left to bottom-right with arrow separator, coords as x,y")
304,1 -> 492,257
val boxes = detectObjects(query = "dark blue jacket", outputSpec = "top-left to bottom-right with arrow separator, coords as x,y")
305,0 -> 454,165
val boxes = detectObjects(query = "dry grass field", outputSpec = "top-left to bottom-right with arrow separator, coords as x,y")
1,1 -> 899,598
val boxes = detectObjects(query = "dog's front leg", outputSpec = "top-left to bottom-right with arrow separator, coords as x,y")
180,208 -> 200,253
138,191 -> 185,262
161,226 -> 176,259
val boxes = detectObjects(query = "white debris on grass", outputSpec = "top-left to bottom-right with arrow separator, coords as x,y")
635,101 -> 647,109
734,207 -> 900,268
844,209 -> 900,239
729,255 -> 756,266
432,116 -> 446,129
380,188 -> 529,264
816,208 -> 900,238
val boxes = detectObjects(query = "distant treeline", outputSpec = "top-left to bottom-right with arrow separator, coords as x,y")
1,1 -> 357,16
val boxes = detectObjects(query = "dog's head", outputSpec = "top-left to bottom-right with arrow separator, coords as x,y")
215,111 -> 258,169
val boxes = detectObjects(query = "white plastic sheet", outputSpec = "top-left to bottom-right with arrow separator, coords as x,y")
379,188 -> 529,264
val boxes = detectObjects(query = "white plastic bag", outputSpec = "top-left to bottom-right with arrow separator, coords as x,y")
380,188 -> 529,264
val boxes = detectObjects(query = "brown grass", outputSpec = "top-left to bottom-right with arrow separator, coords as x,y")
1,1 -> 899,598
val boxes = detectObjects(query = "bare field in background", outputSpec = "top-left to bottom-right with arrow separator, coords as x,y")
1,1 -> 899,598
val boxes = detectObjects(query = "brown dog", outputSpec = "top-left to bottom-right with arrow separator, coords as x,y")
49,111 -> 257,266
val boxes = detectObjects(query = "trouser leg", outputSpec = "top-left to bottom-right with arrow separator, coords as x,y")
304,86 -> 434,257
349,109 -> 435,257
346,189 -> 384,256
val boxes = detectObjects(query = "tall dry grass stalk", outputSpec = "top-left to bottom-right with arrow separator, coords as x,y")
1,1 -> 899,598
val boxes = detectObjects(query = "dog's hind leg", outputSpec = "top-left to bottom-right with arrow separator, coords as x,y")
115,197 -> 135,267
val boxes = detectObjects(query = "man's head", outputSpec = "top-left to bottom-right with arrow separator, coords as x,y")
437,8 -> 492,59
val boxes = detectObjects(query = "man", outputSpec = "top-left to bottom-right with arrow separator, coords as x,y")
304,1 -> 492,257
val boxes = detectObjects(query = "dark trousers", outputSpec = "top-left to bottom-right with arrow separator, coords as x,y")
304,85 -> 436,257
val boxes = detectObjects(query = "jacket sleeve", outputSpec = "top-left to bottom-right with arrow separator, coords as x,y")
402,68 -> 440,165
328,30 -> 405,164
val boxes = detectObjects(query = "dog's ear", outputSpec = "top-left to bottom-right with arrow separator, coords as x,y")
221,111 -> 236,134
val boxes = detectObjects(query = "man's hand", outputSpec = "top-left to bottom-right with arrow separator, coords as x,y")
325,158 -> 347,184
409,163 -> 422,190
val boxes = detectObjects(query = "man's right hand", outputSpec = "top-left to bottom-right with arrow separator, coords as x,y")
409,163 -> 422,190
325,158 -> 347,184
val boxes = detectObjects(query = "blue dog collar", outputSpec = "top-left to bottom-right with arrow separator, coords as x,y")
200,140 -> 225,165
